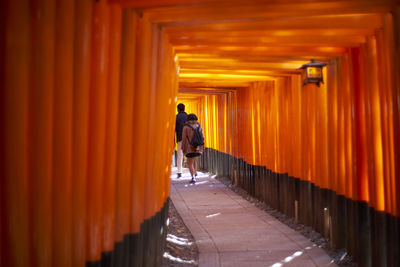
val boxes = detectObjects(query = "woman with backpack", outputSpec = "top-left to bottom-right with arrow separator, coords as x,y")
182,113 -> 205,183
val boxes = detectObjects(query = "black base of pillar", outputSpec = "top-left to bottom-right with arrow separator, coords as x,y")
86,198 -> 169,267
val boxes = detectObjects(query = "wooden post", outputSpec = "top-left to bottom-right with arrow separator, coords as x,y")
72,0 -> 92,265
323,207 -> 330,239
3,1 -> 32,265
52,0 -> 74,265
103,4 -> 122,255
329,215 -> 334,250
86,0 -> 110,262
29,0 -> 56,265
116,7 -> 136,242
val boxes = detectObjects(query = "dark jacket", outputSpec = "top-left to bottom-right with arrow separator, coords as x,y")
175,111 -> 188,142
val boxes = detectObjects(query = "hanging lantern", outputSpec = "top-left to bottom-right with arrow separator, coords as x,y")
300,59 -> 327,86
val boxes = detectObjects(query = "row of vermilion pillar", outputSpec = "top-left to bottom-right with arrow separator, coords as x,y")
190,12 -> 400,216
1,0 -> 177,266
183,10 -> 400,266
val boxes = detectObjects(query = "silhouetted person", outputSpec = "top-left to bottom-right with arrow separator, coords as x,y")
182,113 -> 204,183
175,103 -> 187,178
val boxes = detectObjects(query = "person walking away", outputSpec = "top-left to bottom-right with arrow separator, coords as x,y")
182,113 -> 204,183
175,103 -> 188,178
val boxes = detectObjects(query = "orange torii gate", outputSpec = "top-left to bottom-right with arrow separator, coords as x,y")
1,0 -> 400,266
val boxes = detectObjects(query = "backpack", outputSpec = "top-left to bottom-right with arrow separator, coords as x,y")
185,123 -> 204,148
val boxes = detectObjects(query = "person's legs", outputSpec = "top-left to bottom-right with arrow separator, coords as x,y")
176,141 -> 183,177
188,157 -> 196,182
194,157 -> 198,177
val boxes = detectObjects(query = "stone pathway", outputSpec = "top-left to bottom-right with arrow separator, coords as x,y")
170,167 -> 338,267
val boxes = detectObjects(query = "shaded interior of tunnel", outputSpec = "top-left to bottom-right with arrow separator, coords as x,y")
172,1 -> 400,266
1,0 -> 400,266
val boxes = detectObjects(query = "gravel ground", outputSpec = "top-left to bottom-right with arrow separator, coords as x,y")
216,176 -> 358,267
162,201 -> 199,267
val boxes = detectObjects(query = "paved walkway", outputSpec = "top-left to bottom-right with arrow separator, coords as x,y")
170,167 -> 338,267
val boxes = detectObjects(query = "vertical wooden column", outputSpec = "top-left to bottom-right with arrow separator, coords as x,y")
391,10 -> 400,265
132,13 -> 152,224
146,23 -> 161,218
377,14 -> 399,266
2,1 -> 32,266
292,75 -> 302,179
29,1 -> 56,266
103,4 -> 122,256
393,7 -> 400,218
362,41 -> 377,211
0,2 -> 4,266
337,58 -> 347,197
249,85 -> 256,165
327,60 -> 339,194
283,78 -> 289,174
344,53 -> 356,199
0,1 -> 4,265
72,0 -> 92,265
367,35 -> 385,212
0,44 -> 3,267
52,0 -> 74,266
163,40 -> 179,201
155,32 -> 178,207
316,71 -> 329,189
379,13 -> 397,216
301,84 -> 312,182
351,47 -> 369,202
86,0 -> 110,262
151,27 -> 165,213
115,7 -> 136,247
374,28 -> 392,214
310,83 -> 318,184
132,13 -> 157,266
351,44 -> 372,267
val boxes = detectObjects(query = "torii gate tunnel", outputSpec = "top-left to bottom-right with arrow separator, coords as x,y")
1,0 -> 400,266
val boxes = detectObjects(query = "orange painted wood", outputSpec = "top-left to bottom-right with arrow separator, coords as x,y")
376,16 -> 397,214
2,1 -> 32,266
152,28 -> 165,210
133,13 -> 153,222
367,35 -> 385,211
146,22 -> 161,216
164,40 -> 179,202
109,0 -> 220,8
0,1 -> 4,265
115,7 -> 136,239
2,1 -> 400,266
29,0 -> 56,265
52,0 -> 74,265
352,47 -> 370,202
393,8 -> 400,217
86,0 -> 110,261
103,5 -> 122,252
361,42 -> 377,209
170,0 -> 399,216
71,0 -> 93,265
